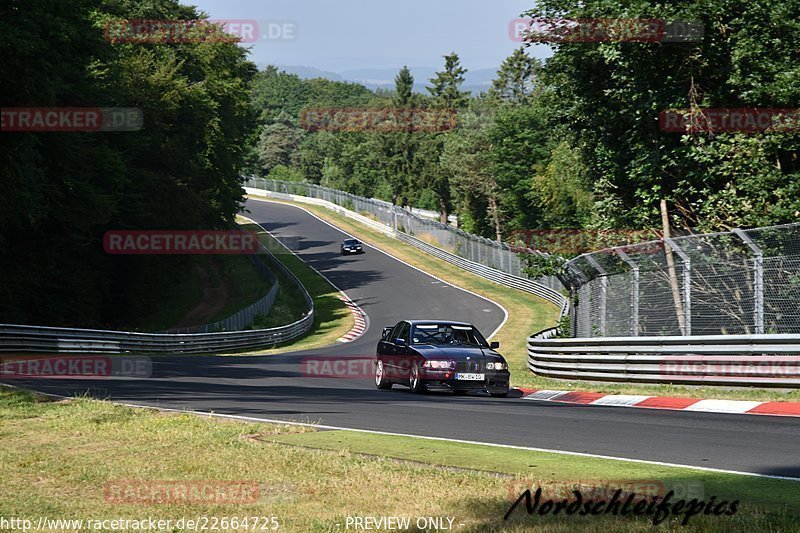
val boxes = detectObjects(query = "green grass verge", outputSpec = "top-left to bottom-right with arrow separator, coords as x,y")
248,195 -> 800,403
1,388 -> 796,532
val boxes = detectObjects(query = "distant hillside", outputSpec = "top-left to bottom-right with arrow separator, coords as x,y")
266,64 -> 498,94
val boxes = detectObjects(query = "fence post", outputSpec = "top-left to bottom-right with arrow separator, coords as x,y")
734,228 -> 765,334
615,248 -> 639,336
585,255 -> 608,336
665,238 -> 691,335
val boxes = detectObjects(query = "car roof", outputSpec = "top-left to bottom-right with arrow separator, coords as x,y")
405,319 -> 474,327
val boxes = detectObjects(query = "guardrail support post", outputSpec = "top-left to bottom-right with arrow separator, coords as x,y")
615,248 -> 639,336
734,229 -> 765,334
665,238 -> 691,335
585,256 -> 608,336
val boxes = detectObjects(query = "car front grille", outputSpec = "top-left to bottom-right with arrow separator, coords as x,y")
456,361 -> 483,373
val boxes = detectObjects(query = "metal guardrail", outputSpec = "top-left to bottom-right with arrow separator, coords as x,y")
248,183 -> 800,388
395,233 -> 568,314
246,178 -> 566,297
527,332 -> 800,387
247,186 -> 569,315
0,228 -> 315,354
0,319 -> 312,354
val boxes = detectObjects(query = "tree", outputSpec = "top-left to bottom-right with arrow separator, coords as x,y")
489,48 -> 540,105
530,140 -> 594,228
382,66 -> 417,206
427,52 -> 470,110
0,0 -> 255,326
488,103 -> 552,233
525,0 -> 800,231
423,53 -> 470,222
256,119 -> 306,175
394,66 -> 414,107
442,102 -> 502,239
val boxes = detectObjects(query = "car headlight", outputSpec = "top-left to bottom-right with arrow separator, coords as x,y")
487,361 -> 507,370
424,360 -> 455,369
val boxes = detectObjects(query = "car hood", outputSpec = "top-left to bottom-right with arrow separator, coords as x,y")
412,344 -> 504,361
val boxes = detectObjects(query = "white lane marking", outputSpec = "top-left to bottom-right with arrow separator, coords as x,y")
684,399 -> 765,414
248,197 -> 510,340
522,390 -> 571,401
5,382 -> 799,483
105,398 -> 800,484
591,395 -> 653,407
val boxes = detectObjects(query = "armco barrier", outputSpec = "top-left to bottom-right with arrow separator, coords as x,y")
527,332 -> 800,387
0,319 -> 312,354
250,184 -> 800,388
395,233 -> 568,313
246,187 -> 569,314
0,227 -> 314,354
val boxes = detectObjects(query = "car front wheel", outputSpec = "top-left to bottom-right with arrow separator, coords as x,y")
375,360 -> 392,390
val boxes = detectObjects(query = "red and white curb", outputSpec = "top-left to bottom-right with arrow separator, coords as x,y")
516,389 -> 800,417
336,295 -> 368,343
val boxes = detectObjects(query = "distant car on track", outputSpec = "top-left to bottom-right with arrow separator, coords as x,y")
375,320 -> 510,397
340,238 -> 364,255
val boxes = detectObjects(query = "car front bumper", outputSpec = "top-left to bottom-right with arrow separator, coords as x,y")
420,369 -> 510,393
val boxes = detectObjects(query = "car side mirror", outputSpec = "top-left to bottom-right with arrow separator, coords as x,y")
382,327 -> 393,340
490,341 -> 500,349
394,338 -> 406,347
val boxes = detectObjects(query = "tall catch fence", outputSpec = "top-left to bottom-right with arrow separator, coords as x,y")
562,223 -> 800,337
245,177 -> 564,294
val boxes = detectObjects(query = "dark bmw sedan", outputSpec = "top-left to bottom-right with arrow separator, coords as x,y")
340,238 -> 364,255
375,320 -> 510,397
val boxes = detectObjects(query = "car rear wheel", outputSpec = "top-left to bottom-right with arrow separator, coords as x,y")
375,360 -> 392,390
409,362 -> 425,394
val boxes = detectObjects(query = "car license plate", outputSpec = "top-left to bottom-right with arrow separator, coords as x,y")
456,373 -> 485,381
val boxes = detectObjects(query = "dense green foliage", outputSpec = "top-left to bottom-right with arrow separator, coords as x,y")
3,0 -> 798,325
0,0 -> 255,326
525,0 -> 800,232
248,0 -> 799,247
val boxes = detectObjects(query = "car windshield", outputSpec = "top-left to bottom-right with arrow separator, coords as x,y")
344,239 -> 360,245
411,323 -> 488,347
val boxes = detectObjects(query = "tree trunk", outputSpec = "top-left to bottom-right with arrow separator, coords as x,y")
488,195 -> 502,241
661,199 -> 686,335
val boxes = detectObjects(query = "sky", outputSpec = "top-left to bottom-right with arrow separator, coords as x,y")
187,0 -> 551,72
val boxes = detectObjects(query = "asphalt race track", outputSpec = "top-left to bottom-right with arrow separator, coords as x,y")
5,198 -> 800,479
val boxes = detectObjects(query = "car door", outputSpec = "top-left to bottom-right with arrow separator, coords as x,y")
379,321 -> 404,379
394,322 -> 413,380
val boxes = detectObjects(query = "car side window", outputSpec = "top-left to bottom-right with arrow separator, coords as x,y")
389,322 -> 404,342
398,322 -> 411,343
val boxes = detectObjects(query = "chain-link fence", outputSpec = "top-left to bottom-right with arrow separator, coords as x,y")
245,177 -> 565,294
562,223 -> 800,337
